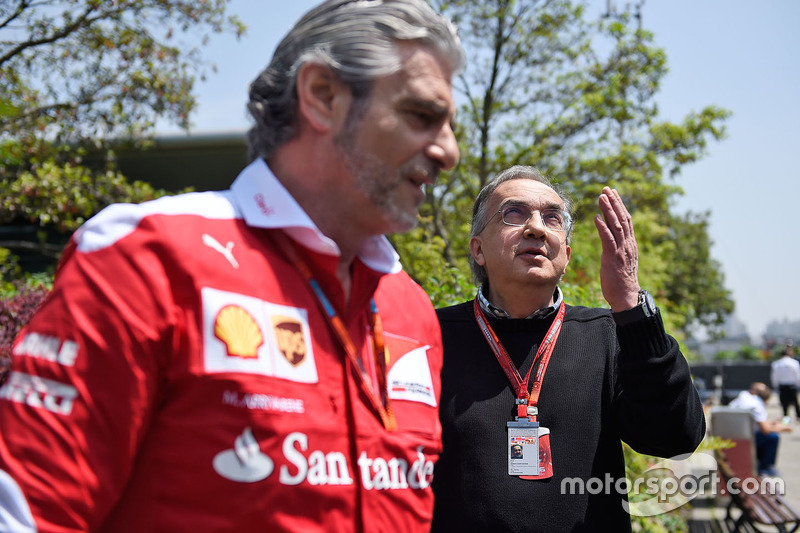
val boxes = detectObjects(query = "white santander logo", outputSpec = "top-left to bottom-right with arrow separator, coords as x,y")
213,427 -> 274,482
212,430 -> 434,490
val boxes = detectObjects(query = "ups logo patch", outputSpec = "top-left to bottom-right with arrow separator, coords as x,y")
272,316 -> 307,366
202,287 -> 319,383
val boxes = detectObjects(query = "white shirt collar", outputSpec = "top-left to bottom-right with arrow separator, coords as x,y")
230,159 -> 401,274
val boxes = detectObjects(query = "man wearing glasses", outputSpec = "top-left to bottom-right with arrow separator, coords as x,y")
431,165 -> 706,531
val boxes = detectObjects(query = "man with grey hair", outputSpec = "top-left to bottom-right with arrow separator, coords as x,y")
0,1 -> 463,531
432,166 -> 706,531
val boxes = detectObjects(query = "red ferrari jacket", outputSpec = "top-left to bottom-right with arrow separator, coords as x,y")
0,160 -> 443,532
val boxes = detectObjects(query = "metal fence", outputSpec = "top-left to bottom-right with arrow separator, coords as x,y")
690,362 -> 771,405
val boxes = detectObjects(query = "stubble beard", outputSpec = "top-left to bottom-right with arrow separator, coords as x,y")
334,113 -> 428,234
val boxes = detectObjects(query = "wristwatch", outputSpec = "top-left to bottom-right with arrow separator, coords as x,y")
612,289 -> 657,325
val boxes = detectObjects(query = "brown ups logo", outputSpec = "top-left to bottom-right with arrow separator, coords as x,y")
272,316 -> 307,366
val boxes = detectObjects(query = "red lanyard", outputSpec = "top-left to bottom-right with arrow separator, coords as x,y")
473,298 -> 565,421
272,231 -> 396,431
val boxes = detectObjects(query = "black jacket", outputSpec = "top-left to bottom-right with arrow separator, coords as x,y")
432,302 -> 706,532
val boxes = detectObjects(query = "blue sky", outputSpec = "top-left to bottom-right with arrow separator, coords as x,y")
157,0 -> 800,341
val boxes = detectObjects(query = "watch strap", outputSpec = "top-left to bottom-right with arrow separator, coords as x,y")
612,290 -> 657,326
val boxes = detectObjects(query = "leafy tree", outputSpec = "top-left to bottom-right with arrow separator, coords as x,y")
0,0 -> 244,149
664,211 -> 734,331
0,159 -> 179,264
771,344 -> 797,361
713,345 -> 762,362
0,0 -> 243,280
395,0 -> 733,339
713,349 -> 736,362
736,345 -> 764,361
390,224 -> 475,308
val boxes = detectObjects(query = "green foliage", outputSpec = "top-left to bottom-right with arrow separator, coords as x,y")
659,211 -> 733,335
700,435 -> 735,452
390,223 -> 474,309
623,441 -> 691,532
737,345 -> 764,361
0,0 -> 239,276
623,436 -> 733,532
768,344 -> 796,361
0,246 -> 53,294
713,350 -> 736,362
561,217 -> 605,308
0,159 -> 184,232
415,0 -> 734,341
0,247 -> 21,286
714,345 -> 764,362
0,0 -> 245,147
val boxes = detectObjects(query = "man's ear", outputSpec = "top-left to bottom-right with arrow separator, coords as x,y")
295,63 -> 351,133
469,236 -> 486,267
561,244 -> 571,276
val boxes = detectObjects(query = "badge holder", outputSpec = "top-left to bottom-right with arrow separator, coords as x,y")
507,403 -> 553,479
475,299 -> 562,481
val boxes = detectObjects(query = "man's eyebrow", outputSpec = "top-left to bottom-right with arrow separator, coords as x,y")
401,96 -> 455,121
500,198 -> 564,210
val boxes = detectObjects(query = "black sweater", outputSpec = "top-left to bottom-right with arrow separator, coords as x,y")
431,302 -> 706,532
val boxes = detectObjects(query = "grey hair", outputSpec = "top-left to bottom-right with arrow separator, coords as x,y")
469,165 -> 575,286
246,0 -> 465,162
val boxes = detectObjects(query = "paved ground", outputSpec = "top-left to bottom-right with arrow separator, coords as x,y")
771,400 -> 800,510
688,398 -> 800,531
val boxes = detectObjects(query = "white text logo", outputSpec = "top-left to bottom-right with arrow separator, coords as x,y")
221,390 -> 305,413
212,430 -> 434,491
559,452 -> 786,516
13,333 -> 78,367
0,372 -> 78,415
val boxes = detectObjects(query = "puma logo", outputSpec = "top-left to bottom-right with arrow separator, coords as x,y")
202,234 -> 239,269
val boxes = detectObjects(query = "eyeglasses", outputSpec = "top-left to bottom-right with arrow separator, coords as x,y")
496,204 -> 572,232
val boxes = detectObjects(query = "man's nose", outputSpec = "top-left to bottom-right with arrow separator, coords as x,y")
425,122 -> 459,171
523,212 -> 548,239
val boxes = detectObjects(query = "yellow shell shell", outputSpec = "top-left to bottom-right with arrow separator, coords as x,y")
214,305 -> 263,358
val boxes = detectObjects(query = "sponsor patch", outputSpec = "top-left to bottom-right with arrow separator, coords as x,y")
13,333 -> 79,367
212,430 -> 434,490
384,334 -> 436,407
202,288 -> 318,383
214,305 -> 264,358
0,371 -> 78,415
272,316 -> 306,366
213,427 -> 274,483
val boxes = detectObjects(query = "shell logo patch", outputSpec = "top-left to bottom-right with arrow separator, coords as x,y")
215,305 -> 264,358
202,287 -> 318,383
272,316 -> 306,366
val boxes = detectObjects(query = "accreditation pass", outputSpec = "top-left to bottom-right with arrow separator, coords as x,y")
507,419 -> 539,476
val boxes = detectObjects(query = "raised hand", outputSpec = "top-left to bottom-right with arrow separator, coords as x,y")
593,187 -> 640,311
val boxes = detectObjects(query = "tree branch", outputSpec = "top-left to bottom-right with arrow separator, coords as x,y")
0,0 -> 31,32
0,240 -> 65,258
0,3 -> 125,67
